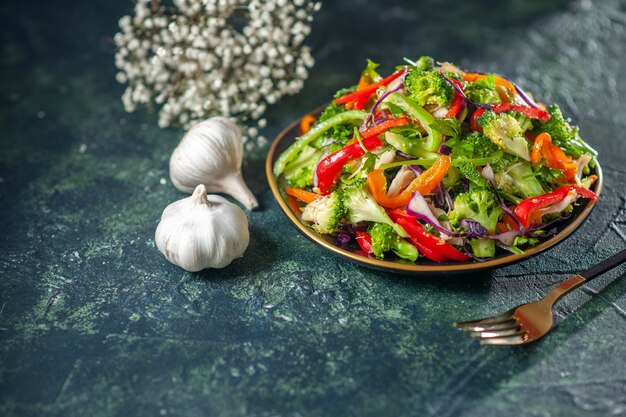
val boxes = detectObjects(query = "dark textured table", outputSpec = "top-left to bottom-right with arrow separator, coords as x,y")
1,1 -> 626,416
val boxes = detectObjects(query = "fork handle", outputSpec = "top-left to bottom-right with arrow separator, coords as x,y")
579,248 -> 626,281
546,248 -> 626,304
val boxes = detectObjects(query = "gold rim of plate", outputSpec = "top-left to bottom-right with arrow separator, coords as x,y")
265,106 -> 603,274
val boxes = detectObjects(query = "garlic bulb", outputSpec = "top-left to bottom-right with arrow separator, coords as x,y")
155,184 -> 249,272
169,117 -> 259,210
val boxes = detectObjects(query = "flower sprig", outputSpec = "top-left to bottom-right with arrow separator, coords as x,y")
114,0 -> 321,150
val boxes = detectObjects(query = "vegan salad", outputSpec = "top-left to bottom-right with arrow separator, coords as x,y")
273,56 -> 599,263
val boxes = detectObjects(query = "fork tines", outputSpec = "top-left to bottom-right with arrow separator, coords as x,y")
453,308 -> 529,345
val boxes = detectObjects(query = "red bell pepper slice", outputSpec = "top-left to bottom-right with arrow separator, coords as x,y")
316,135 -> 383,195
470,103 -> 550,133
354,93 -> 372,110
355,231 -> 374,255
315,117 -> 409,195
334,69 -> 405,107
361,117 -> 409,139
405,234 -> 448,262
491,103 -> 551,123
470,107 -> 486,132
445,78 -> 465,118
389,209 -> 470,262
514,186 -> 598,229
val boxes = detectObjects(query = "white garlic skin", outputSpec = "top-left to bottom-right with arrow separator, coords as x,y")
155,184 -> 249,272
169,117 -> 259,210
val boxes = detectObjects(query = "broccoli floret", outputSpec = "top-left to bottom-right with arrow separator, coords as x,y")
513,112 -> 533,133
464,75 -> 501,105
449,188 -> 503,233
301,191 -> 343,234
449,189 -> 503,258
469,239 -> 496,258
452,131 -> 501,159
404,69 -> 454,108
283,145 -> 322,189
342,179 -> 408,238
415,56 -> 435,71
494,161 -> 545,201
540,104 -> 597,158
368,223 -> 418,261
477,110 -> 530,161
449,132 -> 502,187
457,161 -> 489,188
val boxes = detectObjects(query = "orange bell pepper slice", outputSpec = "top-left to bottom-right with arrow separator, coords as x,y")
367,155 -> 451,208
285,186 -> 322,204
299,114 -> 317,135
530,132 -> 549,164
356,75 -> 371,92
531,132 -> 578,181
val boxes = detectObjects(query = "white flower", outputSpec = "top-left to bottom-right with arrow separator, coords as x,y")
114,0 -> 321,152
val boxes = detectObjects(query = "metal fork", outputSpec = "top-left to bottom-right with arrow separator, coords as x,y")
454,249 -> 626,345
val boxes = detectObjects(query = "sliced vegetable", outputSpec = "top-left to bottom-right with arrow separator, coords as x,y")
405,191 -> 443,229
386,93 -> 443,152
470,108 -> 486,133
513,186 -> 598,228
361,117 -> 409,138
491,103 -> 551,123
299,114 -> 317,134
368,223 -> 419,261
355,231 -> 374,255
367,155 -> 451,208
287,195 -> 302,216
301,191 -> 344,234
285,186 -> 322,204
273,110 -> 368,177
316,135 -> 383,195
389,209 -> 469,262
530,132 -> 577,181
342,179 -> 409,238
334,69 -> 406,107
445,78 -> 466,118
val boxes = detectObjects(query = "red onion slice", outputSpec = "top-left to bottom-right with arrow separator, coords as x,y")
437,144 -> 452,155
406,192 -> 443,229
